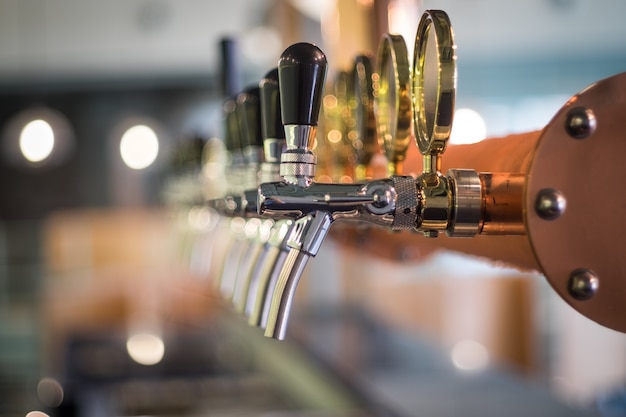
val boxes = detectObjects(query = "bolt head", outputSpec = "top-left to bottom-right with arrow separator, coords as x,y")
535,188 -> 566,220
568,268 -> 599,301
565,107 -> 596,139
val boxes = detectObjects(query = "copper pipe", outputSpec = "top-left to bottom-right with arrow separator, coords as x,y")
480,172 -> 526,235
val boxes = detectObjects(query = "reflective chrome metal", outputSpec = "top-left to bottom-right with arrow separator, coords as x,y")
281,125 -> 318,187
568,268 -> 599,301
219,217 -> 248,298
417,171 -> 450,234
258,179 -> 412,228
264,211 -> 332,340
231,219 -> 273,313
535,188 -> 566,220
447,169 -> 482,237
247,219 -> 294,323
565,107 -> 596,139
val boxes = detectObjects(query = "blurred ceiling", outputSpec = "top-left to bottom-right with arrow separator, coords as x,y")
0,0 -> 625,84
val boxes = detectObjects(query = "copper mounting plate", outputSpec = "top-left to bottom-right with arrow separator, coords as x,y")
526,72 -> 626,332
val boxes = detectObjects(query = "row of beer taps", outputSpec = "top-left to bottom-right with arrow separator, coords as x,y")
194,10 -> 526,340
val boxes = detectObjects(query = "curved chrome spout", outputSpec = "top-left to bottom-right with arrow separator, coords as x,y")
264,211 -> 332,340
247,219 -> 294,326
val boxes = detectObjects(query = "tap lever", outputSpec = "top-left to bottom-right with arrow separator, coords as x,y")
278,43 -> 328,187
237,86 -> 263,160
260,68 -> 285,162
279,43 -> 328,127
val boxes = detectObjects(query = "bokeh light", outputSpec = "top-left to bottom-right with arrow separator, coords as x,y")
19,119 -> 55,163
451,339 -> 490,371
119,124 -> 159,170
450,108 -> 487,145
126,333 -> 165,365
37,377 -> 64,407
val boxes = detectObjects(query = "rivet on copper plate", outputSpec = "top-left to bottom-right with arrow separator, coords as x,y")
565,107 -> 596,139
568,268 -> 599,301
534,188 -> 566,220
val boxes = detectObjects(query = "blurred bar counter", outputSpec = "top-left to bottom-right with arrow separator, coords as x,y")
31,207 -> 597,416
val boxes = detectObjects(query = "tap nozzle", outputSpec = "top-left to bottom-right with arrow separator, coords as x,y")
264,211 -> 332,340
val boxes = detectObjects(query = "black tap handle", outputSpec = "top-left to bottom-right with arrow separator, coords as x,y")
223,97 -> 241,152
278,43 -> 328,126
236,86 -> 263,148
259,68 -> 285,140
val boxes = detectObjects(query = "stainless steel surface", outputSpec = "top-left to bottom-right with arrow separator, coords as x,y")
258,180 -> 401,227
232,219 -> 272,313
219,219 -> 250,299
264,211 -> 332,340
447,168 -> 482,237
246,220 -> 293,322
280,125 -> 318,187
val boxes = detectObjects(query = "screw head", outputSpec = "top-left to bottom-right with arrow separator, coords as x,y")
568,268 -> 599,300
565,107 -> 596,139
535,188 -> 566,220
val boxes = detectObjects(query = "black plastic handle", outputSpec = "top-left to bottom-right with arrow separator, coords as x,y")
236,86 -> 263,148
259,68 -> 285,140
223,97 -> 241,152
278,43 -> 328,126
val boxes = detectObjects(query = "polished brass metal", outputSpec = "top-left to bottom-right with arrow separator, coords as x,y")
412,9 -> 456,165
375,34 -> 412,176
350,54 -> 378,181
410,10 -> 458,237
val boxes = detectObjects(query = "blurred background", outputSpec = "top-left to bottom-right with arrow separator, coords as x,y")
1,0 -> 626,416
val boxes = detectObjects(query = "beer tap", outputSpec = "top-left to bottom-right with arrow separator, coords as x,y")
244,69 -> 296,326
230,86 -> 276,311
259,43 -> 418,340
214,88 -> 264,299
258,11 -> 527,340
